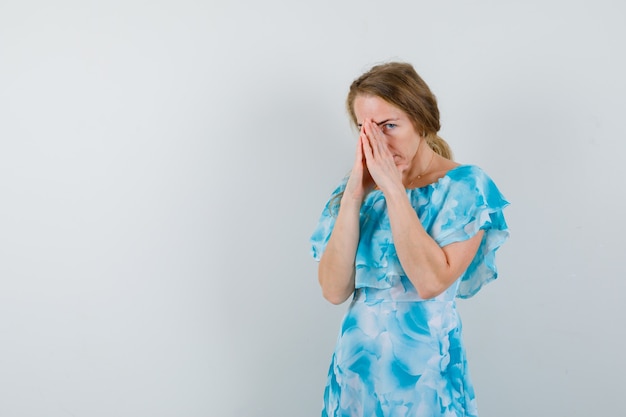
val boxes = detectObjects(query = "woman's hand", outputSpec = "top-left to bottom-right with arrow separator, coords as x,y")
360,119 -> 404,193
343,125 -> 376,201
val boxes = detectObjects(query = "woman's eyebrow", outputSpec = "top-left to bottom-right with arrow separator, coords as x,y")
374,118 -> 399,126
357,118 -> 399,128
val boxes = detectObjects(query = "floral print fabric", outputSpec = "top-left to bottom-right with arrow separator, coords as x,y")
311,165 -> 509,416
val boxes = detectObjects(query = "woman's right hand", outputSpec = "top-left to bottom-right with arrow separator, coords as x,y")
343,128 -> 375,202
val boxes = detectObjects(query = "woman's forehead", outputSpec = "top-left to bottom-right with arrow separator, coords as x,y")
354,95 -> 407,120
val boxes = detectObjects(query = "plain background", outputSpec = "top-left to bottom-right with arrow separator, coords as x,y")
1,0 -> 625,416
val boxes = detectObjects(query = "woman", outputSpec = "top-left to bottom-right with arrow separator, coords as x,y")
310,62 -> 509,417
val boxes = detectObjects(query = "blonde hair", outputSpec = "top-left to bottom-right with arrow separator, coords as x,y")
346,62 -> 452,159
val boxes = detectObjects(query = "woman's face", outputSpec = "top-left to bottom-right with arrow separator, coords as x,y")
353,94 -> 422,173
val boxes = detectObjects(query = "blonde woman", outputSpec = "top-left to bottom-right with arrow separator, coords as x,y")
311,62 -> 509,417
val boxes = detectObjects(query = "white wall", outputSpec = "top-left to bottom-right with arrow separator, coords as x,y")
1,1 -> 625,416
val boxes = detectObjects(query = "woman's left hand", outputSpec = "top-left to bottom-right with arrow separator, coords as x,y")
360,119 -> 404,193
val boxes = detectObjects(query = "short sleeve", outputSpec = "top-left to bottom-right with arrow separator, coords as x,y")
310,178 -> 348,261
429,166 -> 510,298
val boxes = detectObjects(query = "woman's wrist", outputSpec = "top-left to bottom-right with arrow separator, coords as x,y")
340,190 -> 365,206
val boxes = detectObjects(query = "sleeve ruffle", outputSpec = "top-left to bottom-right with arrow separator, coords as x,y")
429,166 -> 510,298
310,178 -> 348,261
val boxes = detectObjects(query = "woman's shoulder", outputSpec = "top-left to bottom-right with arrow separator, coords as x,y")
437,164 -> 509,210
410,163 -> 506,206
443,163 -> 482,175
440,164 -> 495,187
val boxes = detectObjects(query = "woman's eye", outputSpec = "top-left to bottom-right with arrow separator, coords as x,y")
383,123 -> 397,130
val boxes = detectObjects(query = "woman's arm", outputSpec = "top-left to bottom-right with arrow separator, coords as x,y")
317,196 -> 360,304
318,133 -> 375,304
384,187 -> 483,299
359,119 -> 483,299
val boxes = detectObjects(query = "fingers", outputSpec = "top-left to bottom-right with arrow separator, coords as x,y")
359,120 -> 404,192
345,133 -> 375,197
363,120 -> 391,159
362,119 -> 393,163
353,130 -> 363,165
360,128 -> 373,162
